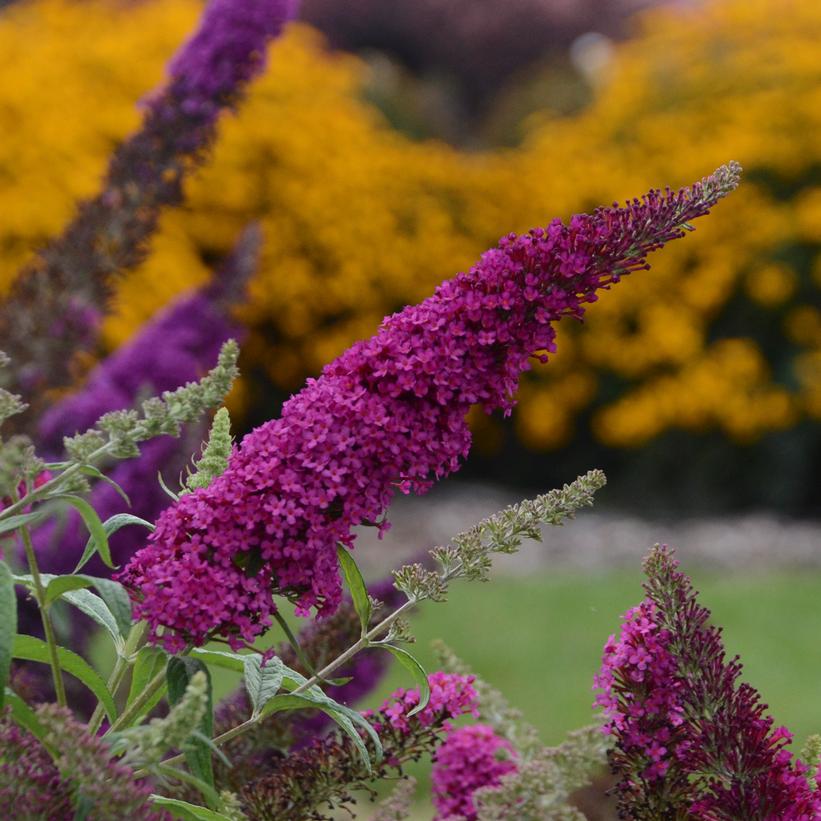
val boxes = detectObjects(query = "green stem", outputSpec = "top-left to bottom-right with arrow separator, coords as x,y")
0,444 -> 111,522
15,503 -> 66,707
105,642 -> 191,734
105,666 -> 166,734
88,620 -> 148,735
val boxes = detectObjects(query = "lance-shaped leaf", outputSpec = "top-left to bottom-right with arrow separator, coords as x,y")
18,573 -> 125,651
53,494 -> 114,569
12,634 -> 116,721
243,654 -> 284,717
149,796 -> 233,821
337,543 -> 371,636
73,512 -> 154,573
0,510 -> 44,536
375,644 -> 430,717
190,648 -> 245,673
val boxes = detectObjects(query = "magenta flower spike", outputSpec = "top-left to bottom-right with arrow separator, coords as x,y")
595,545 -> 821,819
120,164 -> 741,651
432,724 -> 518,820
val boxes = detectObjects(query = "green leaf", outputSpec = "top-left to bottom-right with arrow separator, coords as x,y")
54,495 -> 115,570
4,687 -> 50,747
73,512 -> 154,574
242,654 -> 284,717
0,560 -> 15,709
125,646 -> 168,720
376,645 -> 430,717
268,665 -> 382,768
19,573 -> 124,651
61,589 -> 123,651
337,544 -> 371,636
167,658 -> 215,792
259,692 -> 374,771
148,796 -> 232,821
81,576 -> 132,637
0,510 -> 44,536
44,575 -> 93,606
78,464 -> 131,506
189,647 -> 246,673
12,634 -> 117,722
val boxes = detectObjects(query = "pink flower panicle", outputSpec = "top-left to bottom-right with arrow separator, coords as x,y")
432,724 -> 518,820
365,672 -> 480,736
119,165 -> 740,651
593,600 -> 686,783
596,544 -> 821,819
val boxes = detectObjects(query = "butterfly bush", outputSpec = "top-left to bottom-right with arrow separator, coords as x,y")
119,163 -> 741,652
596,544 -> 821,819
432,724 -> 518,820
211,576 -> 405,794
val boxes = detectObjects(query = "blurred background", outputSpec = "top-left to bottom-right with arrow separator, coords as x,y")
1,0 -> 819,815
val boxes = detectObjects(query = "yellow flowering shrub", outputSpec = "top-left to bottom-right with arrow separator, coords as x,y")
507,0 -> 821,447
0,0 -> 818,454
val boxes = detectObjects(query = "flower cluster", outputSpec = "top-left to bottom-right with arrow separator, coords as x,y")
368,672 -> 480,736
433,642 -> 609,818
165,0 -> 298,130
432,724 -> 518,820
593,600 -> 685,782
120,165 -> 740,651
0,708 -> 73,817
596,545 -> 821,819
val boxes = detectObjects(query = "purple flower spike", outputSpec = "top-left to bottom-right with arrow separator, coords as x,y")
0,0 -> 294,403
168,0 -> 299,121
120,165 -> 741,652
